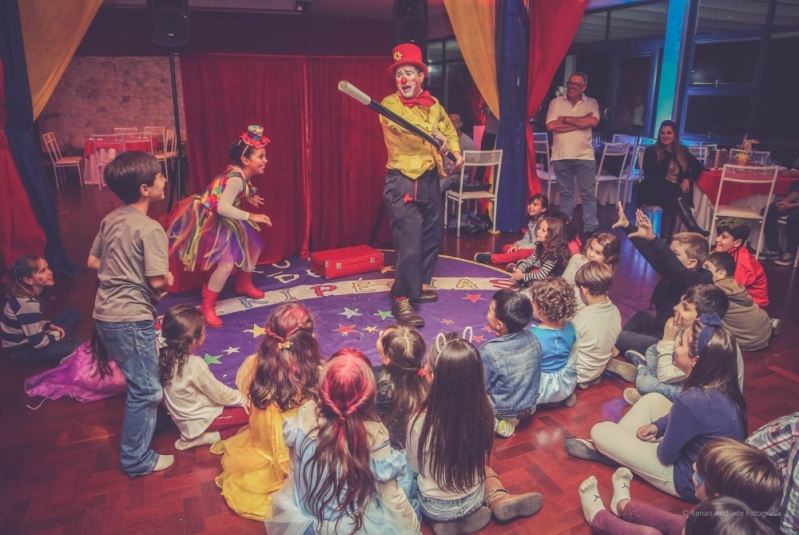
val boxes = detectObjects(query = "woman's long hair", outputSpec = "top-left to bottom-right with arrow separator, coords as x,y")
415,333 -> 494,493
158,305 -> 205,386
7,255 -> 45,300
249,303 -> 323,411
302,348 -> 378,535
539,217 -> 572,268
682,322 -> 748,434
378,324 -> 428,448
655,120 -> 689,172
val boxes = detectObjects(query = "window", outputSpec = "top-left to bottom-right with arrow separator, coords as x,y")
608,3 -> 668,41
696,0 -> 769,35
573,12 -> 608,43
754,34 -> 799,139
684,94 -> 751,137
426,38 -> 480,131
774,0 -> 799,29
690,39 -> 760,84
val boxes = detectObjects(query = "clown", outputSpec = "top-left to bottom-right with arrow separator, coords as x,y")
168,125 -> 273,327
380,43 -> 463,327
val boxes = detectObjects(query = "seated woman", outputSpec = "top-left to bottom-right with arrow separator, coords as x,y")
636,120 -> 707,242
564,315 -> 747,502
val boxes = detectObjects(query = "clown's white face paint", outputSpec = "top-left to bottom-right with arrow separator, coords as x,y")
395,65 -> 424,99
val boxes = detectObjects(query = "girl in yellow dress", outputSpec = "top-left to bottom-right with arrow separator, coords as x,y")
210,303 -> 324,520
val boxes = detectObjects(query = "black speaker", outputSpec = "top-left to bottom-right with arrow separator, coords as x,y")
393,0 -> 428,50
147,0 -> 190,48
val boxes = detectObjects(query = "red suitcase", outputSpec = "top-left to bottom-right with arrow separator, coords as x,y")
309,246 -> 384,280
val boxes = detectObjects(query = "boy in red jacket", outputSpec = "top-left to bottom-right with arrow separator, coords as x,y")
714,218 -> 769,308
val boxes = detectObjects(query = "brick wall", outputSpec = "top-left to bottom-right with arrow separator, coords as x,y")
38,56 -> 186,152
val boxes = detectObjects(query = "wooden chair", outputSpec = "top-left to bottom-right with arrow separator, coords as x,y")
41,132 -> 83,189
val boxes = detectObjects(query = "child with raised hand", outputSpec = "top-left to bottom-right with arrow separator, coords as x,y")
572,262 -> 622,389
704,251 -> 778,351
266,348 -> 420,535
685,497 -> 777,535
480,290 -> 542,437
529,278 -> 579,407
2,255 -> 81,365
408,331 -> 543,535
474,194 -> 548,266
374,323 -> 429,450
211,303 -> 324,521
578,437 -> 782,534
158,305 -> 249,451
510,217 -> 573,286
612,202 -> 713,357
565,320 -> 747,502
714,217 -> 769,308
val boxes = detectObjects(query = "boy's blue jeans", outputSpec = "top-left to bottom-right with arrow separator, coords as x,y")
95,319 -> 163,476
635,344 -> 681,402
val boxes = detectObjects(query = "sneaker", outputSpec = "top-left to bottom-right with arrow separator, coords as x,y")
623,388 -> 642,406
771,318 -> 781,336
624,350 -> 647,368
605,358 -> 638,383
759,248 -> 781,260
391,298 -> 424,328
474,252 -> 492,264
775,252 -> 796,267
564,437 -> 616,466
495,418 -> 516,438
431,506 -> 491,535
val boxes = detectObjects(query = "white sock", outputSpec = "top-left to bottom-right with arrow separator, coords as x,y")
579,476 -> 605,524
175,431 -> 221,451
153,454 -> 174,472
610,467 -> 633,516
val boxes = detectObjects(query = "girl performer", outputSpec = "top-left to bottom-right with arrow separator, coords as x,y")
168,125 -> 272,327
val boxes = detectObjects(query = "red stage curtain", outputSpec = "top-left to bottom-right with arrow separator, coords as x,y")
180,54 -> 310,263
526,0 -> 588,196
305,57 -> 389,250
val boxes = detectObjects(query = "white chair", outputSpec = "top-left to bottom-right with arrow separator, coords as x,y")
777,215 -> 799,268
122,132 -> 154,154
446,150 -> 502,238
90,134 -> 124,190
688,146 -> 710,166
622,143 -> 646,199
533,132 -> 555,198
612,134 -> 638,146
113,127 -> 138,134
144,126 -> 166,146
595,142 -> 630,206
638,137 -> 657,146
154,128 -> 176,178
700,143 -> 718,151
708,164 -> 779,258
41,132 -> 83,189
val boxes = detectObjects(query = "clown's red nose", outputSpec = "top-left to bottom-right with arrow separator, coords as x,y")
400,77 -> 408,85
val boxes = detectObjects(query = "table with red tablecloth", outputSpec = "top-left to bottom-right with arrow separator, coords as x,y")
82,138 -> 163,186
683,169 -> 799,244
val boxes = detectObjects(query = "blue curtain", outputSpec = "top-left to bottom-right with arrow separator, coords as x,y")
0,0 -> 78,276
494,0 -> 529,232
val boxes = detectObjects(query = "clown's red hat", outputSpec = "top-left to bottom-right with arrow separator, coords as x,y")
388,43 -> 428,77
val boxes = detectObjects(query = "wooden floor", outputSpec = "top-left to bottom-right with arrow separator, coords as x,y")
2,180 -> 799,535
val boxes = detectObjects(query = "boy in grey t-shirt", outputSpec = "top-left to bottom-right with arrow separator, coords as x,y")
88,151 -> 173,477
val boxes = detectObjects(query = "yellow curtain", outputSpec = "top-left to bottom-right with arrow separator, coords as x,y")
443,0 -> 499,120
18,0 -> 104,120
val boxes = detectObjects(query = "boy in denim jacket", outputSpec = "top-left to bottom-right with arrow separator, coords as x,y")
481,289 -> 542,437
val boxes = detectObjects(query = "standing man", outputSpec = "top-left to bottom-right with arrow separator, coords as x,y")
380,43 -> 463,328
546,72 -> 600,236
441,113 -> 476,192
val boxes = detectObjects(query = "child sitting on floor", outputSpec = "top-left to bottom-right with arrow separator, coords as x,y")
550,211 -> 583,256
686,497 -> 777,535
705,251 -> 778,351
159,305 -> 249,451
480,289 -> 542,437
474,194 -> 548,266
612,203 -> 713,357
2,255 -> 82,365
408,332 -> 543,535
571,262 -> 622,389
714,217 -> 769,308
529,278 -> 579,408
562,232 -> 620,307
578,437 -> 782,534
266,348 -> 420,535
374,323 -> 429,451
510,217 -> 573,286
211,303 -> 324,521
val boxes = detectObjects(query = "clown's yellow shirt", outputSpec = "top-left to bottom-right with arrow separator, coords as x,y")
379,93 -> 461,180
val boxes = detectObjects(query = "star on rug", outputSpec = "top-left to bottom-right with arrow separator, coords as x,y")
334,324 -> 357,336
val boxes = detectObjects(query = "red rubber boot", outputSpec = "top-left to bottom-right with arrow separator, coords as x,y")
234,271 -> 264,299
200,286 -> 223,328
